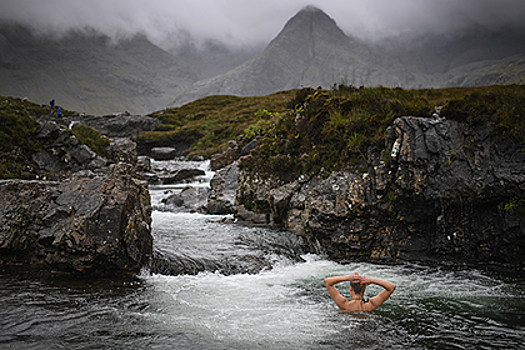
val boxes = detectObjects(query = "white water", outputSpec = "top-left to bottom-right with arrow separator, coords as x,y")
138,160 -> 525,349
1,160 -> 523,349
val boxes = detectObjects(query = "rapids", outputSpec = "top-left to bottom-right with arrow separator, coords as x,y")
0,160 -> 524,349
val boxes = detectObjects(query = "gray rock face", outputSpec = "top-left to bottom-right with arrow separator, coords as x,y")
236,116 -> 525,268
107,138 -> 137,165
150,147 -> 178,161
79,115 -> 161,138
207,161 -> 239,214
32,120 -> 113,179
0,169 -> 153,275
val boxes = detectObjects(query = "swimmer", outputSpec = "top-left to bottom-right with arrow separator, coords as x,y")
324,272 -> 396,312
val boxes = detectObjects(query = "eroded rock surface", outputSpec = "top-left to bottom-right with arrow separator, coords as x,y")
0,168 -> 152,275
236,116 -> 525,268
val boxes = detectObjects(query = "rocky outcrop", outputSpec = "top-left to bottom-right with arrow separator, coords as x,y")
210,139 -> 258,171
236,116 -> 525,268
45,114 -> 161,139
207,161 -> 239,214
107,138 -> 137,165
31,119 -> 110,179
0,165 -> 152,275
150,147 -> 178,161
78,114 -> 161,138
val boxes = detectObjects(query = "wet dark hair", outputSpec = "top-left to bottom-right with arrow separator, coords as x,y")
351,282 -> 363,294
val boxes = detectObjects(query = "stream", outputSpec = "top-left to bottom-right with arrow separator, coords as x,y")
1,160 -> 524,349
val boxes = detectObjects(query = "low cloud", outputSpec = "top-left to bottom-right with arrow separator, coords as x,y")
1,0 -> 524,50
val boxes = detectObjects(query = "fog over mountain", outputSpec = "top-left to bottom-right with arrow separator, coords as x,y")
1,1 -> 525,114
2,0 -> 525,51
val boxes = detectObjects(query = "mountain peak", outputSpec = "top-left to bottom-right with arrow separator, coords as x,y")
299,5 -> 324,13
288,5 -> 336,26
271,6 -> 349,46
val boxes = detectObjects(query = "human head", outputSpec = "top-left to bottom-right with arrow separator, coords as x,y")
350,281 -> 365,295
350,274 -> 366,297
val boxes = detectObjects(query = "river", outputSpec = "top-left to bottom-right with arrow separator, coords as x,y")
1,160 -> 524,349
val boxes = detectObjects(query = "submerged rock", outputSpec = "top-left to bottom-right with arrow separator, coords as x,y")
162,186 -> 210,213
0,168 -> 153,276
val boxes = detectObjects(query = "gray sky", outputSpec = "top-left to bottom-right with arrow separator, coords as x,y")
2,0 -> 525,49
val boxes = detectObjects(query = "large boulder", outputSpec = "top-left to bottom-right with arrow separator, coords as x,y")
0,167 -> 153,275
237,116 -> 525,268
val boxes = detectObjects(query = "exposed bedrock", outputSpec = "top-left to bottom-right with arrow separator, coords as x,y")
0,166 -> 153,276
236,116 -> 525,268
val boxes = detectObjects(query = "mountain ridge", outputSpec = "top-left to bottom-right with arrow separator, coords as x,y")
1,6 -> 524,114
171,6 -> 423,106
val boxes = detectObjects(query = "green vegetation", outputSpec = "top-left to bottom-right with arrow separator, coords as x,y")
138,91 -> 298,158
71,124 -> 110,157
0,96 -> 98,179
2,84 -> 525,181
504,195 -> 525,212
238,84 -> 525,182
0,97 -> 44,179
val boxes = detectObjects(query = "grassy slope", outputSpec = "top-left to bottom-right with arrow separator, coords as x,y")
0,96 -> 106,179
240,84 -> 525,181
138,90 -> 299,158
139,84 -> 525,182
3,84 -> 524,181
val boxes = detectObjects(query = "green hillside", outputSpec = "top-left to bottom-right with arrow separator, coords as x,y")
138,84 -> 525,182
3,85 -> 525,181
137,90 -> 299,158
239,84 -> 525,181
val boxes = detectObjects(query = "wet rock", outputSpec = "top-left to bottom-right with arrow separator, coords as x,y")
234,205 -> 271,225
237,116 -> 525,268
160,169 -> 206,184
136,156 -> 152,173
162,186 -> 210,213
207,161 -> 238,214
151,147 -> 177,160
70,144 -> 96,164
210,147 -> 238,171
0,172 -> 153,276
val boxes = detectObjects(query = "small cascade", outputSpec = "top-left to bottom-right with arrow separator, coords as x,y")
147,159 -> 306,276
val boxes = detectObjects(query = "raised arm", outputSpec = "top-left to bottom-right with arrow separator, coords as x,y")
361,276 -> 396,311
324,273 -> 359,310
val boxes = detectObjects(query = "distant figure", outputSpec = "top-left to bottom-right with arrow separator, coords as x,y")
58,107 -> 62,116
50,99 -> 55,109
23,96 -> 29,101
324,272 -> 396,312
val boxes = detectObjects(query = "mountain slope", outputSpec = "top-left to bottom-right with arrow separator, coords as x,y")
442,52 -> 525,87
171,6 -> 425,106
0,25 -> 196,115
372,22 -> 525,76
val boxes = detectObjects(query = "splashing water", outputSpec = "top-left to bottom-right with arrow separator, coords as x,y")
0,160 -> 524,349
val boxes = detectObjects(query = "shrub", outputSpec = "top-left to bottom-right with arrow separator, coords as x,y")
71,124 -> 110,157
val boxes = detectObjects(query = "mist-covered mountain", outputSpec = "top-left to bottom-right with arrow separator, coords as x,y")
1,6 -> 524,114
0,25 -> 260,115
172,7 -> 525,106
170,6 -> 425,106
